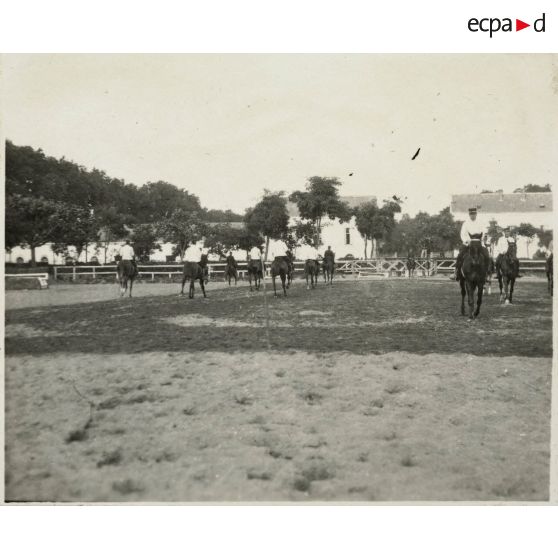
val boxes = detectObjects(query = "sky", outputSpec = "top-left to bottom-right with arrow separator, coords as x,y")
3,54 -> 557,216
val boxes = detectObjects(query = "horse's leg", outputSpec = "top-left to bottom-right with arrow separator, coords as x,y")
497,272 -> 504,303
189,278 -> 195,299
460,279 -> 466,316
281,272 -> 287,297
272,275 -> 278,297
129,277 -> 133,298
466,282 -> 475,319
200,276 -> 207,298
509,278 -> 515,304
503,276 -> 510,305
180,275 -> 187,295
474,283 -> 483,317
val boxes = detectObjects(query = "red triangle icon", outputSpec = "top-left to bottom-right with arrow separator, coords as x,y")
516,19 -> 530,31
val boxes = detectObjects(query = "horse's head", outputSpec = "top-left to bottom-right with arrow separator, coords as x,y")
468,239 -> 482,266
507,242 -> 517,259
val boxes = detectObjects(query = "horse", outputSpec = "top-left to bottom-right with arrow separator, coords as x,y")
247,259 -> 263,292
116,258 -> 138,297
180,261 -> 207,299
496,243 -> 519,304
199,253 -> 210,285
322,257 -> 335,286
224,262 -> 238,286
545,253 -> 553,296
270,257 -> 289,297
483,256 -> 495,295
285,251 -> 295,288
459,238 -> 489,319
304,259 -> 320,290
406,256 -> 416,278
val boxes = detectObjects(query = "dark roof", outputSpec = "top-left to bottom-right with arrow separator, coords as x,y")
287,195 -> 377,218
451,192 -> 552,213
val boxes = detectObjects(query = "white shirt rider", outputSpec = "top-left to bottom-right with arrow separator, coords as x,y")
270,241 -> 288,259
460,216 -> 486,246
184,244 -> 202,263
249,246 -> 262,261
120,243 -> 135,260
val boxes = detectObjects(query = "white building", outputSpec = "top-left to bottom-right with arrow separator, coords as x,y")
268,195 -> 376,260
450,191 -> 553,258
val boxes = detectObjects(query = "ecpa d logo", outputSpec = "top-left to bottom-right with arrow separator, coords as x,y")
468,13 -> 545,37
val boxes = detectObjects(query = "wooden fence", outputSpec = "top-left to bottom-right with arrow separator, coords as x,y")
48,258 -> 549,282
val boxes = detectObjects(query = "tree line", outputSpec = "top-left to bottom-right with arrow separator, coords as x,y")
5,141 -> 553,263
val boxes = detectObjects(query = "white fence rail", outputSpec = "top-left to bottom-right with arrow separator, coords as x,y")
48,258 -> 548,281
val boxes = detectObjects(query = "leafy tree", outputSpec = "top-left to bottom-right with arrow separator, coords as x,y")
355,199 -> 401,257
50,205 -> 99,262
137,181 -> 202,222
131,224 -> 161,262
5,194 -> 64,264
289,176 -> 351,247
96,206 -> 130,263
513,183 -> 552,193
204,224 -> 244,257
156,209 -> 207,261
236,227 -> 265,260
513,222 -> 538,258
204,209 -> 244,223
244,191 -> 290,259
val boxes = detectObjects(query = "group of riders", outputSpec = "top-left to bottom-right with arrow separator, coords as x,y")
116,205 -> 553,300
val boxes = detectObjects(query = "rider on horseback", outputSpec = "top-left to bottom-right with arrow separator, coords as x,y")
184,243 -> 202,264
495,227 -> 521,278
324,246 -> 335,264
270,239 -> 289,265
119,239 -> 138,275
226,251 -> 237,270
454,207 -> 491,281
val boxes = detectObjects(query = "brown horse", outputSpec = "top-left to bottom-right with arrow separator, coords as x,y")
116,259 -> 138,297
304,259 -> 319,290
270,257 -> 288,297
247,259 -> 263,291
459,238 -> 488,319
180,261 -> 207,299
224,262 -> 238,286
545,253 -> 553,296
322,257 -> 334,286
496,243 -> 519,304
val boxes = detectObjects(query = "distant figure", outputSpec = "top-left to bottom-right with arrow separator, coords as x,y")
224,251 -> 238,286
116,239 -> 138,297
119,239 -> 138,275
322,245 -> 335,285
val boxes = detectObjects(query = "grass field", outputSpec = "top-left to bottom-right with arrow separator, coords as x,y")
4,277 -> 553,502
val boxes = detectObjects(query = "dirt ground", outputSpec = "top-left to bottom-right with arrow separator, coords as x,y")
4,278 -> 552,502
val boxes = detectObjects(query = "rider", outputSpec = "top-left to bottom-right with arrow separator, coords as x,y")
270,239 -> 289,265
119,239 -> 138,275
495,227 -> 521,277
249,245 -> 262,263
226,251 -> 237,269
306,244 -> 321,267
184,243 -> 202,264
324,245 -> 335,264
454,207 -> 490,281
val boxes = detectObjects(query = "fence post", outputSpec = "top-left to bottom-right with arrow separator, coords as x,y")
53,266 -> 58,281
72,266 -> 76,281
92,266 -> 96,279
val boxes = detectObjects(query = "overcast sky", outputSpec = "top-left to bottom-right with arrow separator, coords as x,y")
3,54 -> 557,216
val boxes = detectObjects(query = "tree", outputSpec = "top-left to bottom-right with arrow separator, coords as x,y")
289,176 -> 351,247
96,206 -> 130,264
204,224 -> 244,258
355,199 -> 401,257
137,181 -> 202,222
131,224 -> 161,262
514,222 -> 538,258
204,209 -> 244,223
244,191 -> 290,259
5,194 -> 64,264
156,208 -> 207,261
49,204 -> 99,262
513,183 -> 552,193
236,227 -> 264,260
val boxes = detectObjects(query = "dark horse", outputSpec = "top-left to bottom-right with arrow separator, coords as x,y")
459,238 -> 488,319
116,258 -> 138,297
247,259 -> 263,292
545,253 -> 553,296
496,243 -> 519,304
270,257 -> 289,297
224,262 -> 238,286
286,251 -> 295,288
322,257 -> 334,286
180,261 -> 207,299
406,256 -> 416,278
304,259 -> 320,290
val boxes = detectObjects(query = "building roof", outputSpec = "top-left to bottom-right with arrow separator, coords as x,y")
287,195 -> 377,218
451,192 -> 552,214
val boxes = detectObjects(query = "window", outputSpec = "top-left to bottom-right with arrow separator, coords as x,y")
345,228 -> 351,245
